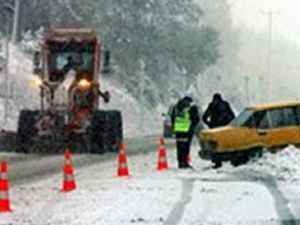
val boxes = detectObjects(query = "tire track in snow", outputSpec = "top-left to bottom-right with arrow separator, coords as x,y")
261,178 -> 298,225
163,178 -> 195,225
226,169 -> 298,225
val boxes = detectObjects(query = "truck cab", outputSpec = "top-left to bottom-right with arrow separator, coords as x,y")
16,28 -> 122,154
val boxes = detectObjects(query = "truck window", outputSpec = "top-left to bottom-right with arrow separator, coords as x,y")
48,42 -> 95,82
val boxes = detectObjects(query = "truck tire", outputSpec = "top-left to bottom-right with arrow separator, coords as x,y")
89,110 -> 107,154
89,110 -> 123,154
16,110 -> 39,153
106,110 -> 123,152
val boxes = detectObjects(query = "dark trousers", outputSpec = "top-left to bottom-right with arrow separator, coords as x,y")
175,133 -> 192,167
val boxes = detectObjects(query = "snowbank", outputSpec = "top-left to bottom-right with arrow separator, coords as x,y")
225,146 -> 300,184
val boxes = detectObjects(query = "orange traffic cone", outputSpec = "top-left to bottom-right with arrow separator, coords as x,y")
157,137 -> 168,171
0,161 -> 12,212
60,149 -> 76,192
117,143 -> 130,177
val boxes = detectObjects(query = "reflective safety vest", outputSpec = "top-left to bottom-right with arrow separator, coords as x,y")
174,107 -> 191,133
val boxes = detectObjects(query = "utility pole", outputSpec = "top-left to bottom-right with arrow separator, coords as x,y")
182,68 -> 187,92
139,60 -> 145,132
217,74 -> 221,92
12,0 -> 21,43
262,10 -> 280,102
244,76 -> 250,105
3,10 -> 11,126
2,0 -> 19,126
258,76 -> 264,103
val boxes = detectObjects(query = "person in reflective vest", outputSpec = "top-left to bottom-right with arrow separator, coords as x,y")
171,92 -> 200,169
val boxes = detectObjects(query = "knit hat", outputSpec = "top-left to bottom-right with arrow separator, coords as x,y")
182,89 -> 193,100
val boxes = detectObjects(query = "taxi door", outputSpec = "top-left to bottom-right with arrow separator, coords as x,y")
257,108 -> 299,148
294,106 -> 300,145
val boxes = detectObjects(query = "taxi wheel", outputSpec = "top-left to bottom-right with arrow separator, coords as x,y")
294,144 -> 300,149
230,156 -> 240,167
230,152 -> 249,167
249,147 -> 263,158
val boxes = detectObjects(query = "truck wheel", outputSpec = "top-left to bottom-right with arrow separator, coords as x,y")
89,110 -> 123,154
16,110 -> 39,153
106,110 -> 123,152
89,110 -> 107,154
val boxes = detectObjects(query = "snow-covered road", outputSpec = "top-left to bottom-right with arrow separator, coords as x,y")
1,145 -> 300,225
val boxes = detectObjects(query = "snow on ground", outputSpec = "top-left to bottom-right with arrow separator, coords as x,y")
1,145 -> 300,225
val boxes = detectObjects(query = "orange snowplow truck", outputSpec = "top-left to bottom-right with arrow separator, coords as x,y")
16,28 -> 123,154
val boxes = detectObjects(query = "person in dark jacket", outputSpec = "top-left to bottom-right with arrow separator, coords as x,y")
202,93 -> 235,168
171,93 -> 200,169
202,93 -> 235,129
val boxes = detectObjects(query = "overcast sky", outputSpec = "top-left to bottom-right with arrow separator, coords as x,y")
231,0 -> 300,47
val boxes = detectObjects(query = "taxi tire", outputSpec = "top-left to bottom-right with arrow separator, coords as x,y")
294,144 -> 300,149
230,152 -> 249,167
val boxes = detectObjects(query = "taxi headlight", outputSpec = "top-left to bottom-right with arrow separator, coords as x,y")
199,140 -> 218,159
201,140 -> 218,151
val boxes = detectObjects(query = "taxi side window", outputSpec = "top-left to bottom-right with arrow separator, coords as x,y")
295,106 -> 300,124
268,108 -> 297,128
257,111 -> 270,129
244,111 -> 265,128
283,108 -> 297,126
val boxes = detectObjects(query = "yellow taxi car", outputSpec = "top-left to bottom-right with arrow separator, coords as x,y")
198,100 -> 300,165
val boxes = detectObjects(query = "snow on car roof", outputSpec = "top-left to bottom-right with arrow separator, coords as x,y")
249,100 -> 300,111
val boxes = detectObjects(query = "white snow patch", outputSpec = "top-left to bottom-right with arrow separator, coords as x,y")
226,145 -> 300,184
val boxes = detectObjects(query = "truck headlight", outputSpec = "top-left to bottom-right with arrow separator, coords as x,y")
78,79 -> 91,89
30,76 -> 43,88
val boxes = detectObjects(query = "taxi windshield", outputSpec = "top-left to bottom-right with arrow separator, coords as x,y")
230,109 -> 254,127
